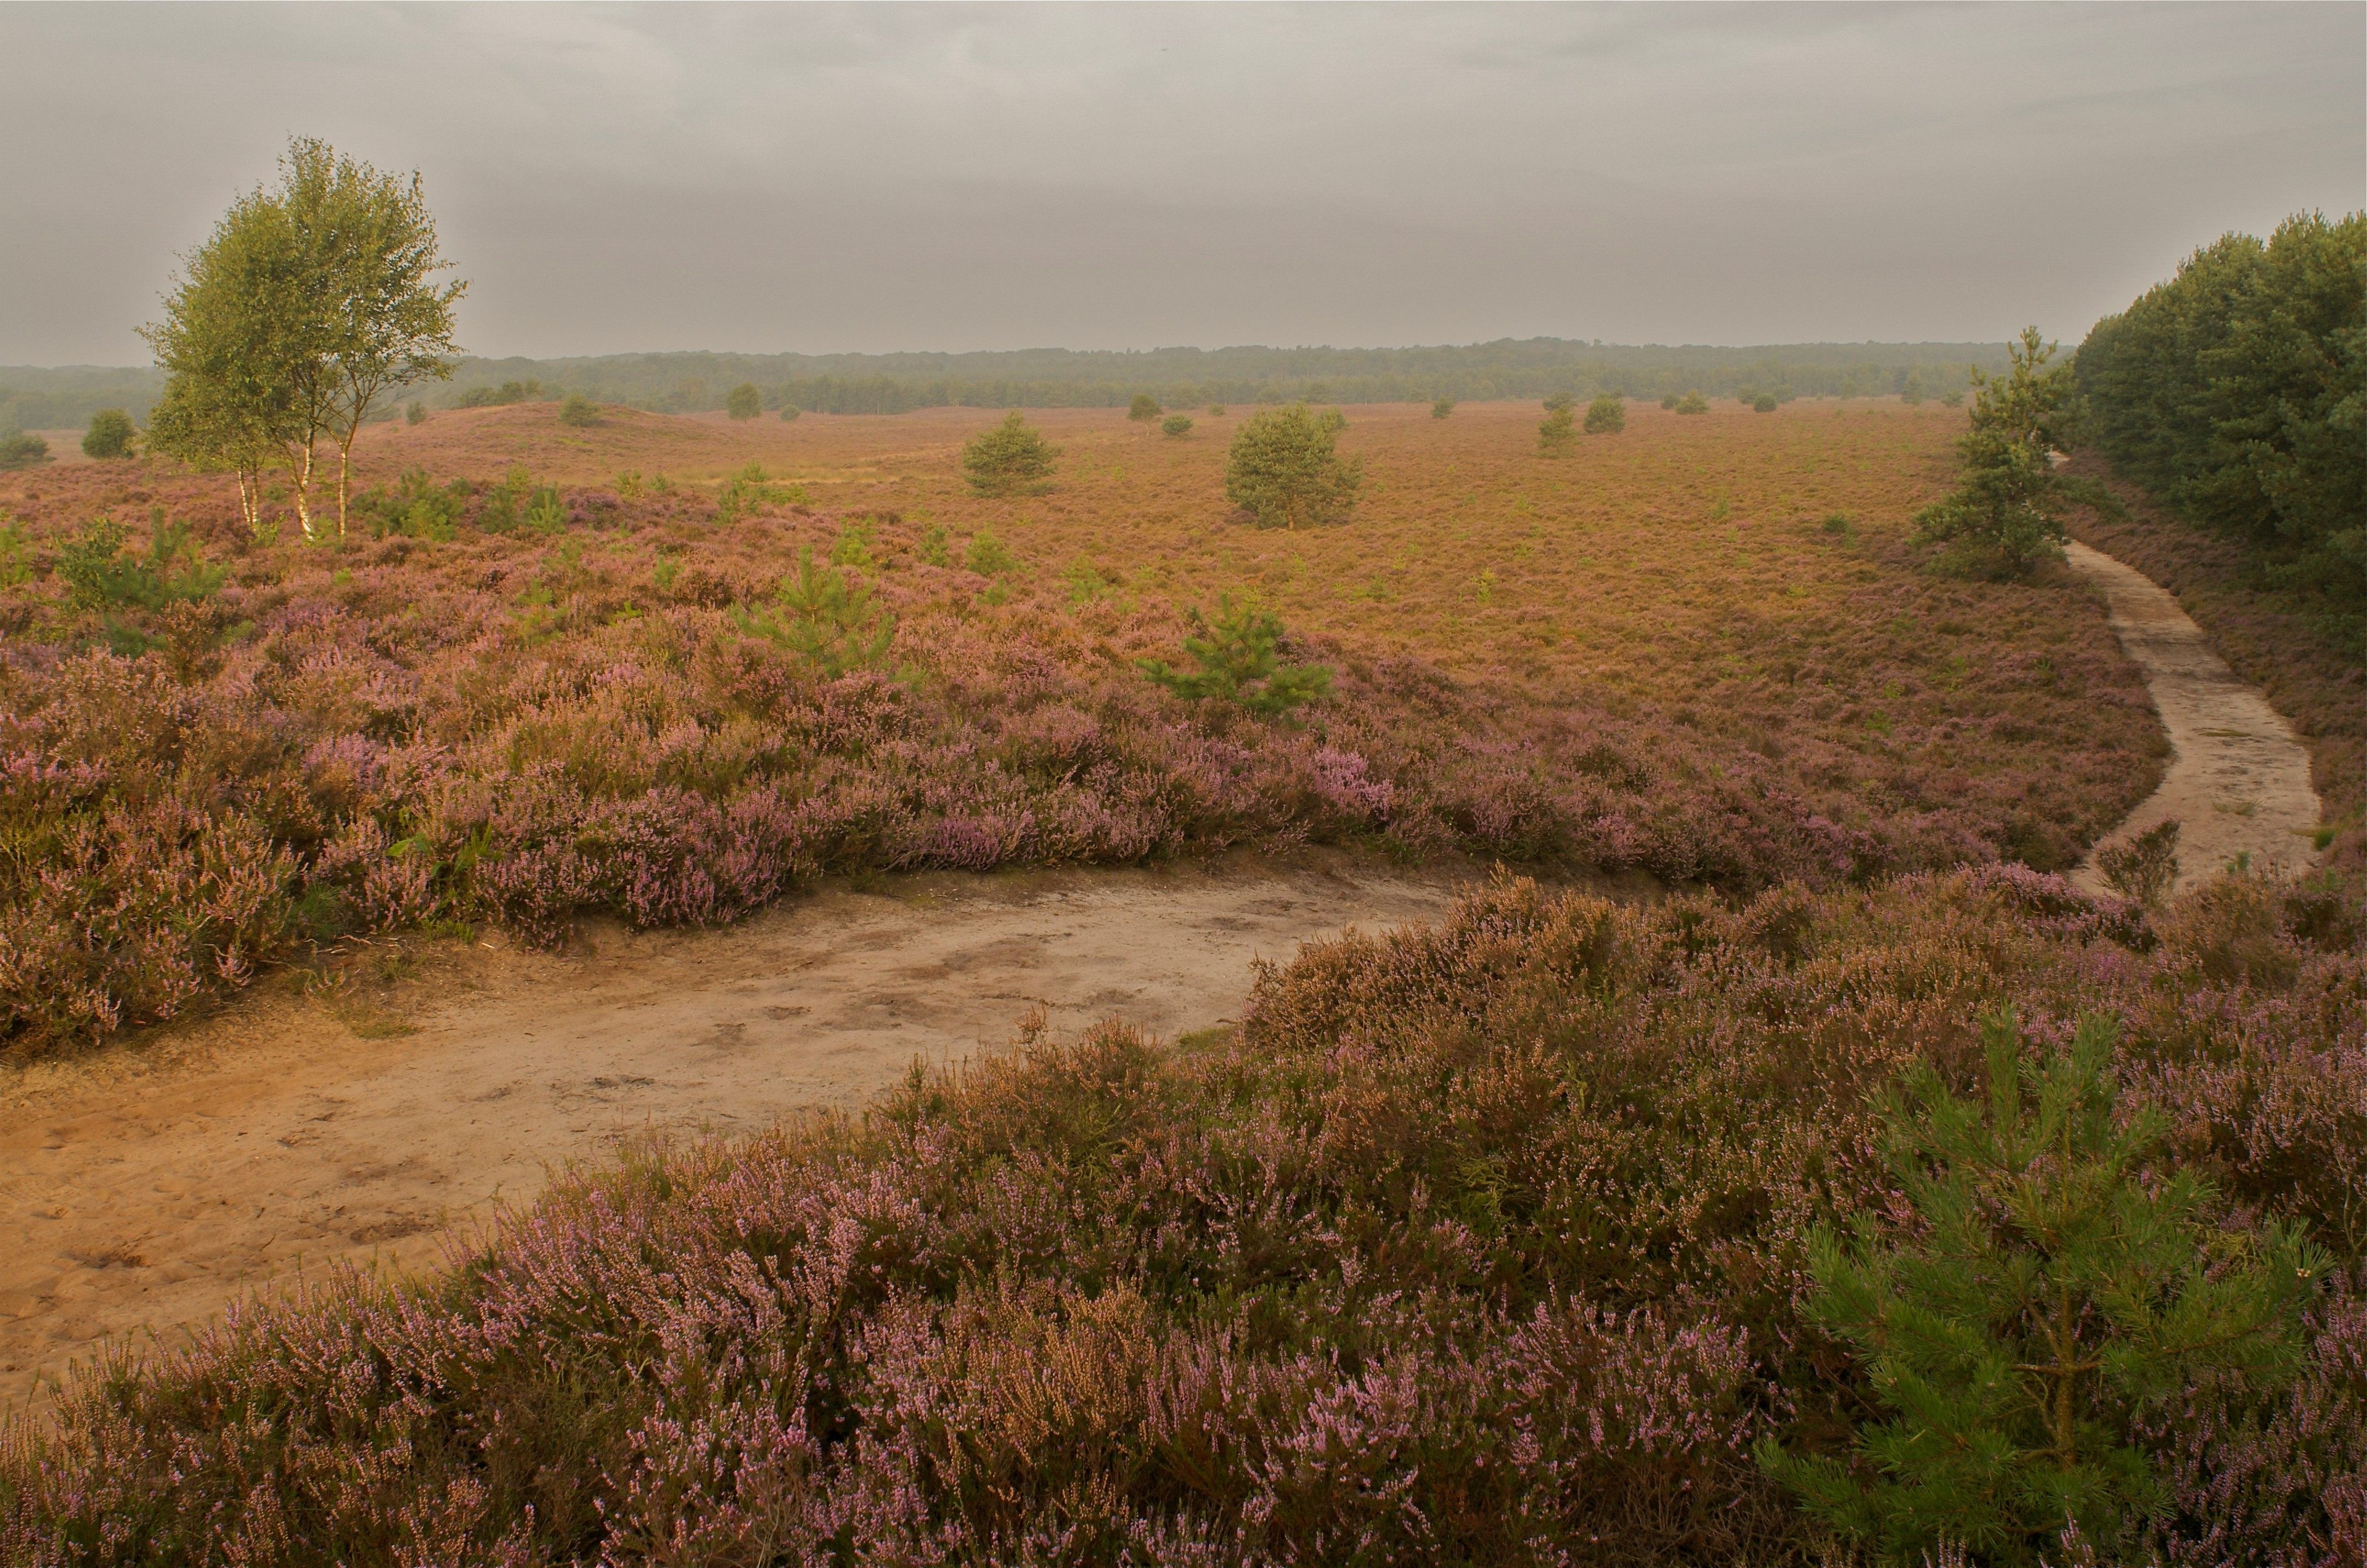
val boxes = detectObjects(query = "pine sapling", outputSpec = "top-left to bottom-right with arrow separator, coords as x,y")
1760,1007 -> 2324,1564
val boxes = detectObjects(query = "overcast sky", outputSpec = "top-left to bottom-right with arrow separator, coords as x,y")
4,2 -> 2359,366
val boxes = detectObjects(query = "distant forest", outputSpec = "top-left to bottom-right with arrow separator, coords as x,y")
3,338 -> 2005,429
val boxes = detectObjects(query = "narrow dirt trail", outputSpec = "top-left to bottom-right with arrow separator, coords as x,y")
0,859 -> 1468,1416
2064,541 -> 2324,894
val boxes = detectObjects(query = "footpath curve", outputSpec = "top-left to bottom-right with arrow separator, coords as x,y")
2064,540 -> 2324,896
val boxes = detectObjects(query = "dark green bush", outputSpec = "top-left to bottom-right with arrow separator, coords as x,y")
962,412 -> 1058,497
0,430 -> 49,470
1585,394 -> 1626,435
557,394 -> 599,428
81,409 -> 134,459
1225,405 -> 1362,528
725,382 -> 761,420
1137,594 -> 1332,716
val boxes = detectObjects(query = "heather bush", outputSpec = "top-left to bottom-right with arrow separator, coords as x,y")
4,870 -> 2358,1560
2096,818 -> 2180,909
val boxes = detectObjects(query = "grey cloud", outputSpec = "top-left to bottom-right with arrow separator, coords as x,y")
1,2 -> 2357,365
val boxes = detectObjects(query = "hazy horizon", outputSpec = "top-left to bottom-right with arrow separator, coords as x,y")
4,2 -> 2360,369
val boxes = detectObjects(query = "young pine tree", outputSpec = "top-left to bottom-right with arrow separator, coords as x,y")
1912,327 -> 2115,579
1127,393 -> 1162,423
1225,404 -> 1361,528
1537,404 -> 1576,455
962,412 -> 1059,497
1584,394 -> 1625,435
1760,1008 -> 2323,1566
1138,595 -> 1331,716
729,547 -> 896,678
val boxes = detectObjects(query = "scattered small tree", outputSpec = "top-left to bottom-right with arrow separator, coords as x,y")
962,412 -> 1058,496
726,382 -> 762,420
963,527 -> 1016,576
1138,595 -> 1332,716
2095,819 -> 2180,909
1675,391 -> 1709,415
1537,404 -> 1576,456
1584,394 -> 1625,435
1759,1008 -> 2323,1564
405,401 -> 427,425
1752,393 -> 1779,413
1207,404 -> 1225,416
1225,404 -> 1362,529
730,547 -> 896,678
557,394 -> 599,428
82,409 -> 135,459
779,404 -> 801,423
1161,414 -> 1193,438
1543,393 -> 1575,414
1431,398 -> 1455,419
1913,327 -> 2104,579
0,431 -> 49,470
1128,393 -> 1162,423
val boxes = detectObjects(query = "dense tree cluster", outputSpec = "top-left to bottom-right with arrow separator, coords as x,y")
2075,211 -> 2364,646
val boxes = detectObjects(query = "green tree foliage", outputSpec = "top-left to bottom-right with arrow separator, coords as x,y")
779,404 -> 801,422
1760,1010 -> 2323,1564
1676,390 -> 1709,415
55,513 -> 224,612
142,137 -> 464,543
557,394 -> 599,428
2075,211 -> 2365,646
916,521 -> 950,566
1753,393 -> 1779,413
963,528 -> 1016,576
726,382 -> 762,420
1225,404 -> 1362,528
1431,398 -> 1455,419
1584,393 -> 1625,435
405,401 -> 426,425
1137,595 -> 1332,716
1161,414 -> 1193,438
1537,404 -> 1576,456
729,547 -> 896,678
961,412 -> 1058,497
1914,328 -> 2103,579
0,431 -> 49,470
1128,393 -> 1161,423
81,409 -> 134,459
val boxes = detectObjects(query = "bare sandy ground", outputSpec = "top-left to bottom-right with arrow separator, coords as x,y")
0,857 -> 1467,1416
2066,541 -> 2324,894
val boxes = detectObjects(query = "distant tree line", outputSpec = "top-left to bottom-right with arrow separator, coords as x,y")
2074,210 -> 2363,647
5,339 -> 2001,435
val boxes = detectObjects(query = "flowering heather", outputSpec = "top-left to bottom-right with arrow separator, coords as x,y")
0,404 -> 2161,1050
2,870 -> 2358,1562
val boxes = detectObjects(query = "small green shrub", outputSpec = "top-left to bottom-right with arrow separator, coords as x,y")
1207,404 -> 1225,416
730,547 -> 896,678
779,404 -> 801,422
963,528 -> 1016,576
1676,391 -> 1709,415
1752,393 -> 1778,413
1431,398 -> 1455,419
726,382 -> 762,421
715,462 -> 806,522
1584,394 -> 1626,435
0,430 -> 49,470
1127,393 -> 1161,423
1161,414 -> 1193,438
828,518 -> 876,568
558,394 -> 599,428
1226,404 -> 1362,529
1542,393 -> 1575,415
1138,594 -> 1332,716
917,521 -> 951,567
1759,1008 -> 2322,1563
2096,818 -> 2180,909
962,412 -> 1058,497
1537,406 -> 1576,456
55,513 -> 224,611
81,409 -> 135,460
404,401 -> 426,426
0,514 -> 31,589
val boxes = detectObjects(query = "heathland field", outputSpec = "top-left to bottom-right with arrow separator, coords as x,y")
0,398 -> 2163,1048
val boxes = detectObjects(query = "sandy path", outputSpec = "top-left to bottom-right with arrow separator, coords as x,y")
0,858 -> 1466,1416
2065,541 -> 2324,894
